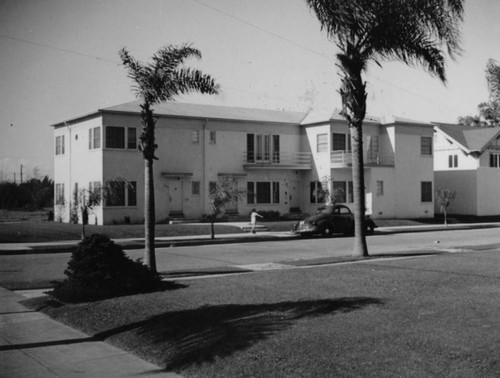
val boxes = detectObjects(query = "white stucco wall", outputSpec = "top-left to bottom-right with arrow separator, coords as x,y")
393,124 -> 434,218
434,170 -> 478,215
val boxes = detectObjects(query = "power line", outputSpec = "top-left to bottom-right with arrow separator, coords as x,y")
0,34 -> 121,65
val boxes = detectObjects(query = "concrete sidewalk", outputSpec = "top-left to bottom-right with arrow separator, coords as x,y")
1,221 -> 499,255
0,286 -> 183,377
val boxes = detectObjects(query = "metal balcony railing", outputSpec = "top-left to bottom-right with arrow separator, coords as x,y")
244,151 -> 312,168
331,151 -> 395,167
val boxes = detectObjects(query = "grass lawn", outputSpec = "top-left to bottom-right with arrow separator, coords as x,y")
23,251 -> 500,377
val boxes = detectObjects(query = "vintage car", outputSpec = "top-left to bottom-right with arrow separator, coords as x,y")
292,204 -> 377,237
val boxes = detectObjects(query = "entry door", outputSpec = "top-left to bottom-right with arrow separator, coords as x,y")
168,179 -> 183,215
225,179 -> 239,214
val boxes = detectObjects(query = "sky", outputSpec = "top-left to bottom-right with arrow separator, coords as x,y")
0,0 -> 499,181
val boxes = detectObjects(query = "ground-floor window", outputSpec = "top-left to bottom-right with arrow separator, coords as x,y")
247,181 -> 280,204
105,181 -> 137,207
421,181 -> 433,202
310,181 -> 325,204
55,183 -> 65,205
332,181 -> 347,203
376,180 -> 384,196
191,181 -> 200,196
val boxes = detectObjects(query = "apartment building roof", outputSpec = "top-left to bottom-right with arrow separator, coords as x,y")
435,123 -> 500,153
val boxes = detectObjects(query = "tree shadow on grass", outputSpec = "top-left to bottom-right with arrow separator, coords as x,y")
94,296 -> 383,370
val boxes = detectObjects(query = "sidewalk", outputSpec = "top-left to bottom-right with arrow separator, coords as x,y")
0,286 -> 183,377
1,221 -> 499,255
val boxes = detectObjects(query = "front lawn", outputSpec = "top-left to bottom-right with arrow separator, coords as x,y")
23,251 -> 500,377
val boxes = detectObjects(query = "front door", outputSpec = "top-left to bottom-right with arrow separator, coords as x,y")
167,179 -> 183,216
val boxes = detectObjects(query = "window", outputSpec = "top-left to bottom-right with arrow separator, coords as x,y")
490,153 -> 500,168
55,183 -> 65,205
192,130 -> 200,144
272,182 -> 280,203
55,135 -> 65,155
376,180 -> 384,196
127,181 -> 137,206
333,181 -> 347,203
421,136 -> 433,155
89,181 -> 102,203
192,181 -> 200,195
209,181 -> 217,195
421,181 -> 433,202
317,133 -> 328,152
127,128 -> 137,149
348,181 -> 354,203
272,135 -> 280,163
209,130 -> 216,144
310,181 -> 325,204
106,127 -> 125,149
332,133 -> 350,151
106,181 -> 125,206
448,154 -> 458,168
246,134 -> 280,163
247,181 -> 279,204
89,127 -> 101,149
105,126 -> 136,149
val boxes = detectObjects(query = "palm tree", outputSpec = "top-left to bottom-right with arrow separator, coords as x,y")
305,0 -> 464,256
120,44 -> 220,272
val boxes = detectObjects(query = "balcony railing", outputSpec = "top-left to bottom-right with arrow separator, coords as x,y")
244,151 -> 312,169
331,151 -> 395,167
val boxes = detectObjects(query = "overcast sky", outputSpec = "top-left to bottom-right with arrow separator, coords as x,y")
1,0 -> 499,180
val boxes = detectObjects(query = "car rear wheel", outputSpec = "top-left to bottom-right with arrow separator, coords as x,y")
366,224 -> 375,235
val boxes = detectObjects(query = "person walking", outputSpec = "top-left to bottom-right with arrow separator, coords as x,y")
250,209 -> 263,234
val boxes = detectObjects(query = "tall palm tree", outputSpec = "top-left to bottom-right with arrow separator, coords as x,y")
120,44 -> 220,272
305,0 -> 464,256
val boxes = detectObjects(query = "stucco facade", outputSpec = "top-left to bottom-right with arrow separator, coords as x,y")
53,101 -> 435,224
434,123 -> 500,216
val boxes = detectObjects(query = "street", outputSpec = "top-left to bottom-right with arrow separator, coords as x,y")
1,226 -> 500,287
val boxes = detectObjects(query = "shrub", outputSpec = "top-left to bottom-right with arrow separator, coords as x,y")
257,210 -> 280,221
49,234 -> 161,302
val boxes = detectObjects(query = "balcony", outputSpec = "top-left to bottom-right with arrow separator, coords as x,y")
331,151 -> 395,168
243,151 -> 312,170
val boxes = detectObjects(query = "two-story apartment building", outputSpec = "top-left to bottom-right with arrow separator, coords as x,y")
53,101 -> 435,224
434,123 -> 500,215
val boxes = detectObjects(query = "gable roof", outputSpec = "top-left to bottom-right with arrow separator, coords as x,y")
434,123 -> 500,153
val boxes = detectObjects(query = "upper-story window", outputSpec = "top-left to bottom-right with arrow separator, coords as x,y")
448,154 -> 458,168
246,134 -> 280,163
332,133 -> 351,152
55,135 -> 65,155
317,133 -> 328,152
89,127 -> 101,149
209,130 -> 216,144
105,126 -> 137,149
490,153 -> 500,168
421,136 -> 433,155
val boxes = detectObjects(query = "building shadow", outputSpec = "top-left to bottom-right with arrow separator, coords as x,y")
94,296 -> 383,370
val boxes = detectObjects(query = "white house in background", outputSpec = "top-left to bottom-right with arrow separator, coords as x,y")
434,123 -> 500,216
53,101 -> 435,225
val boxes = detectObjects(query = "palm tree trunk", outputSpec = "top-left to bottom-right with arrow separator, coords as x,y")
339,52 -> 369,257
144,158 -> 157,272
350,125 -> 368,257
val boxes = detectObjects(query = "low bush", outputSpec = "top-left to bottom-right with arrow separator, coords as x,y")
49,233 -> 161,302
257,210 -> 281,221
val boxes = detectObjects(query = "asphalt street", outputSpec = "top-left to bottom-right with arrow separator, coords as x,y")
2,226 -> 500,288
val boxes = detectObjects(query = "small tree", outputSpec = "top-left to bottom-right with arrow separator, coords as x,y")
436,188 -> 456,227
77,187 -> 102,239
319,176 -> 347,205
207,177 -> 246,239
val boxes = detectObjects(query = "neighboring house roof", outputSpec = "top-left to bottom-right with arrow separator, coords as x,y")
434,123 -> 500,153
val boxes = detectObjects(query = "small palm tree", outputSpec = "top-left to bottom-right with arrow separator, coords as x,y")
306,0 -> 464,256
120,44 -> 220,272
